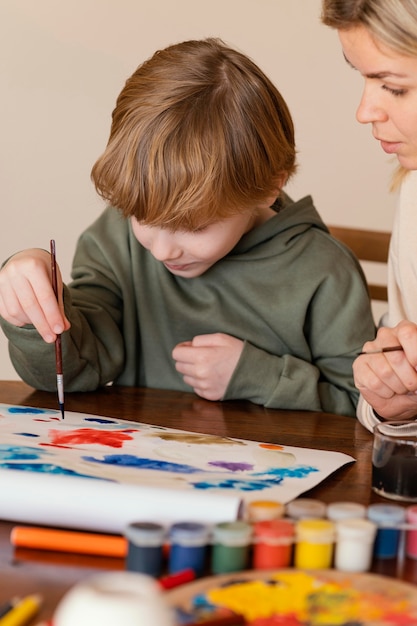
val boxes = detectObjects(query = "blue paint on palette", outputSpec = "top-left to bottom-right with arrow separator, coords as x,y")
0,462 -> 108,479
83,454 -> 202,473
14,432 -> 39,438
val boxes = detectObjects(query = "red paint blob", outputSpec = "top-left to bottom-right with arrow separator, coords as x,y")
48,428 -> 134,448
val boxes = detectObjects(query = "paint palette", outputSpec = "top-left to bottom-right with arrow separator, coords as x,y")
166,568 -> 417,625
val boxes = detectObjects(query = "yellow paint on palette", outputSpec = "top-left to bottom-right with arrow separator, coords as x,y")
204,570 -> 417,625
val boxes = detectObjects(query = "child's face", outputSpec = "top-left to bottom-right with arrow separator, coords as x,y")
131,212 -> 255,278
339,25 -> 417,170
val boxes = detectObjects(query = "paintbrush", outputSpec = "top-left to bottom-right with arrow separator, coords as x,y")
50,239 -> 65,419
357,345 -> 404,356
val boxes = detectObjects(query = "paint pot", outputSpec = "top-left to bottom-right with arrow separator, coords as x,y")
372,421 -> 417,501
405,505 -> 417,559
246,500 -> 284,522
294,518 -> 335,569
168,522 -> 209,576
252,519 -> 294,569
286,498 -> 327,520
326,501 -> 366,521
211,521 -> 252,574
53,571 -> 175,626
334,518 -> 377,572
367,503 -> 405,559
125,522 -> 165,577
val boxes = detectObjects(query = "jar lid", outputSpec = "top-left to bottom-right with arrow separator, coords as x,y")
247,500 -> 284,522
212,521 -> 252,546
254,519 -> 294,538
296,518 -> 335,542
336,518 -> 377,540
125,522 -> 165,547
169,522 -> 210,546
327,502 -> 366,521
367,504 -> 406,525
286,498 -> 327,519
407,505 -> 417,523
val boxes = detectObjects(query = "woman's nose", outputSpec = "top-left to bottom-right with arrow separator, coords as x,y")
356,85 -> 388,125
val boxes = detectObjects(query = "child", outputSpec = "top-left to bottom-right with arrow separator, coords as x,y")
0,38 -> 375,416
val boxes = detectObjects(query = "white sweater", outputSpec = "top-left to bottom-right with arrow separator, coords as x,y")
357,170 -> 417,431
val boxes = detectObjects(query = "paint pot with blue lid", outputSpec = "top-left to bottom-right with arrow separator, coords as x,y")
125,521 -> 166,578
367,503 -> 405,559
168,522 -> 209,576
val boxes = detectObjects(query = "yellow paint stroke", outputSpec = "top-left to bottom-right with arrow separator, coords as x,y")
205,571 -> 417,625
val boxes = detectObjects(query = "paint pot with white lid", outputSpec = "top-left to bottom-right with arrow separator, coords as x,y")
53,571 -> 175,626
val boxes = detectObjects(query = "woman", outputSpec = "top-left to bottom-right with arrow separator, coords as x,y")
322,0 -> 417,430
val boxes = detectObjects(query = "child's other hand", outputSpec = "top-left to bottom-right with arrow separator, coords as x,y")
172,332 -> 244,400
0,249 -> 70,343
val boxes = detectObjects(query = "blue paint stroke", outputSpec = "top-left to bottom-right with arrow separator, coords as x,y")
0,445 -> 48,461
192,477 -> 285,491
253,465 -> 319,479
192,465 -> 319,492
208,461 -> 253,472
83,454 -> 202,474
84,417 -> 118,424
0,462 -> 108,480
13,432 -> 39,438
7,407 -> 50,415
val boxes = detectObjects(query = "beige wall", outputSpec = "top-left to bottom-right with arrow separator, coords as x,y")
0,0 -> 395,380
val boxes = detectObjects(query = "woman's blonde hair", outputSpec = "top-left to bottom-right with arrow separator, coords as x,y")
321,0 -> 417,56
91,38 -> 297,230
322,0 -> 417,188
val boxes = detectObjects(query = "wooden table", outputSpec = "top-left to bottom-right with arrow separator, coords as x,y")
0,380 -> 416,623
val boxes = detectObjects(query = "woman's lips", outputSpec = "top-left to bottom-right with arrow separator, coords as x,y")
379,139 -> 402,154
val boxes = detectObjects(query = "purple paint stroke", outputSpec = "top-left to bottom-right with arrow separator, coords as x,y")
208,461 -> 253,472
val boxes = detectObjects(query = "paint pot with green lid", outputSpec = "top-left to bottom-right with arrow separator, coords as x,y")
211,521 -> 252,574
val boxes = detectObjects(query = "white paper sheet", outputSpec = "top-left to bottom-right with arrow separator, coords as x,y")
0,404 -> 354,532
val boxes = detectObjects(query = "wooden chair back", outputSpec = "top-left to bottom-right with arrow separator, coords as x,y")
328,225 -> 391,301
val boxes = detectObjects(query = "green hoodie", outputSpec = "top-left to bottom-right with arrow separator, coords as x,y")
0,194 -> 376,416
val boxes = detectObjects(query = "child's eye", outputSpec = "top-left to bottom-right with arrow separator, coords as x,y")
382,85 -> 407,96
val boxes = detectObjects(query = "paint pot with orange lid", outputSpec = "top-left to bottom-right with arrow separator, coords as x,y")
246,500 -> 284,522
252,519 -> 294,569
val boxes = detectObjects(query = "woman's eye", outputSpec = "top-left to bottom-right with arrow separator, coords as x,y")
382,85 -> 407,96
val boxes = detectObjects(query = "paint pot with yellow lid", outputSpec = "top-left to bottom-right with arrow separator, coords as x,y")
294,518 -> 335,569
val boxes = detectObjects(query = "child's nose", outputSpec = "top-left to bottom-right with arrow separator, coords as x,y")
149,231 -> 181,262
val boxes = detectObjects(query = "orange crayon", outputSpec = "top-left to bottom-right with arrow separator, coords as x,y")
10,526 -> 127,558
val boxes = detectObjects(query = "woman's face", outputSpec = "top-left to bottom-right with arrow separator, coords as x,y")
339,25 -> 417,170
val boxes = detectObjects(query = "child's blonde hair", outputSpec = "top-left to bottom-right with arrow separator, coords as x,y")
91,38 -> 297,231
